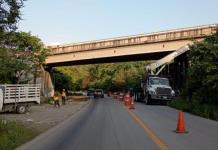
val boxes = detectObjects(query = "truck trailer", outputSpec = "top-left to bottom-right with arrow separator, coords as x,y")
0,84 -> 40,114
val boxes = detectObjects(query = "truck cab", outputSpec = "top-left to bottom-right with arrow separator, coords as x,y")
142,75 -> 175,104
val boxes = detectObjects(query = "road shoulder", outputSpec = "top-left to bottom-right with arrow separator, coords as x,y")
0,99 -> 90,150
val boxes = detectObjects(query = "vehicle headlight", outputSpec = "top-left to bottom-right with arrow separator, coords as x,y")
171,90 -> 175,96
149,90 -> 156,95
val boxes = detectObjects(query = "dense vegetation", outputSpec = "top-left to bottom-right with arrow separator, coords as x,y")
54,61 -> 150,92
187,30 -> 218,104
168,98 -> 218,121
169,29 -> 218,121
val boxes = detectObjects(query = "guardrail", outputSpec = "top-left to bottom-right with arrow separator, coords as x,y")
47,24 -> 217,55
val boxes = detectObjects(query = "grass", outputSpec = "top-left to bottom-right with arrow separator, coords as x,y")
40,97 -> 54,105
0,120 -> 39,150
168,98 -> 218,121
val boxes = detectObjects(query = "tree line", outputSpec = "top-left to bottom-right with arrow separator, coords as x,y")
54,61 -> 150,92
187,29 -> 218,105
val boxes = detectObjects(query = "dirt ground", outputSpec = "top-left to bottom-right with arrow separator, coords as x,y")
0,99 -> 89,132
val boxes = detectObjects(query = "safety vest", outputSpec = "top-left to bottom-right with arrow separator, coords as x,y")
62,92 -> 66,97
53,96 -> 59,101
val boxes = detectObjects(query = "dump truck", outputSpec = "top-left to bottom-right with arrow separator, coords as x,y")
0,84 -> 40,114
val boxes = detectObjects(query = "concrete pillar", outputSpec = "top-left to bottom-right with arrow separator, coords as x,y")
37,66 -> 54,98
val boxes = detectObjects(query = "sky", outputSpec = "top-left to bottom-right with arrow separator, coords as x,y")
18,0 -> 218,45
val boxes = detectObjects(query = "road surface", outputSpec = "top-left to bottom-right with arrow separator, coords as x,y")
17,97 -> 218,150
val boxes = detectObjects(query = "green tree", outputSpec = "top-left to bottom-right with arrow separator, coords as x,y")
54,70 -> 73,92
0,0 -> 24,31
188,29 -> 218,104
0,32 -> 47,83
55,61 -> 149,92
0,1 -> 48,84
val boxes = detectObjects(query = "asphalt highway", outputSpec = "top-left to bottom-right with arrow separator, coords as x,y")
17,97 -> 218,150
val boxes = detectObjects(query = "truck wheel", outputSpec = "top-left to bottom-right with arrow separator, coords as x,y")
145,94 -> 151,105
16,105 -> 27,114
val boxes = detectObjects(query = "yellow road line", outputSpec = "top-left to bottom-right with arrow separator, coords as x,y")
126,108 -> 169,150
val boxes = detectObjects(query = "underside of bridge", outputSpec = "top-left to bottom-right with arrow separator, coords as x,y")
158,53 -> 188,91
41,24 -> 217,97
46,51 -> 172,67
41,50 -> 188,97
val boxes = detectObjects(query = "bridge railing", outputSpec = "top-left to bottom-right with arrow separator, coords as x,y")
48,24 -> 217,55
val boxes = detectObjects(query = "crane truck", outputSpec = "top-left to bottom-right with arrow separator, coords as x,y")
133,45 -> 189,104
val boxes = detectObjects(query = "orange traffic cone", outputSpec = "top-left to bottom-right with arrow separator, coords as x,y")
124,94 -> 130,106
129,99 -> 135,109
175,111 -> 188,133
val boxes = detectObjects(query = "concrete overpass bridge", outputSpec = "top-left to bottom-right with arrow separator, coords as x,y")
46,24 -> 217,67
42,24 -> 217,97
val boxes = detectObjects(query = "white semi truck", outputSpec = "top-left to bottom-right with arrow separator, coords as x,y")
133,46 -> 189,104
141,75 -> 175,104
0,84 -> 40,114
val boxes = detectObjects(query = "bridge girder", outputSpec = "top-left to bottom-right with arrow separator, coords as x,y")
46,24 -> 217,67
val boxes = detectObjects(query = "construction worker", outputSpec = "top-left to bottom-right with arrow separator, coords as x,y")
53,93 -> 60,108
62,89 -> 67,105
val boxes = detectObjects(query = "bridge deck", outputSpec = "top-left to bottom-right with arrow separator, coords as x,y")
47,24 -> 217,55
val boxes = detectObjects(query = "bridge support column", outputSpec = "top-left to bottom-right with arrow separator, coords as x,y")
172,53 -> 188,90
40,67 -> 55,98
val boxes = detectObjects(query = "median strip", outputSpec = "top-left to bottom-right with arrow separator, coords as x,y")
125,108 -> 169,150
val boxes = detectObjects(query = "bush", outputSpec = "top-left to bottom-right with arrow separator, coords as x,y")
168,98 -> 218,121
71,92 -> 83,96
168,97 -> 191,111
187,29 -> 218,105
40,97 -> 54,104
